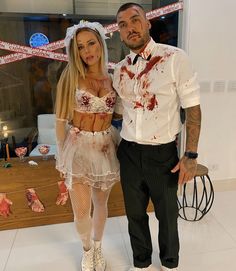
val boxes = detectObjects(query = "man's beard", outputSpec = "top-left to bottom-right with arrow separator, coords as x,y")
123,33 -> 149,51
127,39 -> 145,50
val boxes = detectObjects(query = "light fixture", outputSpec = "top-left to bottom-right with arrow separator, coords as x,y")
3,125 -> 8,131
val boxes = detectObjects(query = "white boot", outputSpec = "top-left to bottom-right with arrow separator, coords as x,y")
81,246 -> 94,271
128,264 -> 158,270
94,240 -> 106,271
161,265 -> 178,271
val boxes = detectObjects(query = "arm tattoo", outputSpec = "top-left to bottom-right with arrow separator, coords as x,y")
185,105 -> 201,152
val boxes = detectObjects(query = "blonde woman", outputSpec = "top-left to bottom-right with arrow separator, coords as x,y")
55,21 -> 120,271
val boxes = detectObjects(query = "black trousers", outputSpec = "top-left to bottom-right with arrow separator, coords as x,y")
117,139 -> 179,269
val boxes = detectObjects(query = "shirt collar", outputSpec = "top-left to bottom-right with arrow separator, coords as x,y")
129,38 -> 156,65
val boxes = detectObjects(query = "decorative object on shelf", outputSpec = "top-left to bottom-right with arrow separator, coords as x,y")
25,188 -> 45,213
0,193 -> 13,218
0,138 -> 8,161
0,180 -> 69,219
56,180 -> 69,206
5,143 -> 10,161
178,164 -> 214,221
15,146 -> 27,162
2,162 -> 11,168
2,125 -> 8,139
38,145 -> 50,160
28,160 -> 38,166
29,32 -> 49,48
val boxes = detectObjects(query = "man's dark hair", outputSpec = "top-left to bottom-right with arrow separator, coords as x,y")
116,2 -> 145,18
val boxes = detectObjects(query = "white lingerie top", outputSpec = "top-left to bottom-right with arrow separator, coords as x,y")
75,88 -> 116,114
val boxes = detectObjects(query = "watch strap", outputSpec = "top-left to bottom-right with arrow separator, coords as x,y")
184,151 -> 198,159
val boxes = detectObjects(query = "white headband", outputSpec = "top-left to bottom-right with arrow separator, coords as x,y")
64,20 -> 109,65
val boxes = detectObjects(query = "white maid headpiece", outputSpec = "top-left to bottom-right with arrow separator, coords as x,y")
64,20 -> 109,65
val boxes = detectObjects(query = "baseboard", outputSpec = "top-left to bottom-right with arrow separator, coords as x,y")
211,178 -> 236,192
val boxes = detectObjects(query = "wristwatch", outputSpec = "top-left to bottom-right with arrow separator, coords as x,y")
184,151 -> 198,159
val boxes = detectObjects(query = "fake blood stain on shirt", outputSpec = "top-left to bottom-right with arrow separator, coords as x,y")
134,101 -> 144,109
120,66 -> 135,80
147,94 -> 158,111
142,79 -> 150,89
127,56 -> 132,65
137,56 -> 163,80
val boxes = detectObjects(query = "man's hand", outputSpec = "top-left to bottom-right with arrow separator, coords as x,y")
171,156 -> 197,185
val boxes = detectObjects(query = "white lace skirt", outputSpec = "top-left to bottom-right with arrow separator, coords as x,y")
56,126 -> 120,191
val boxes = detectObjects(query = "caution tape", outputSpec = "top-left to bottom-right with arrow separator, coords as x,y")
0,40 -> 67,65
0,1 -> 183,66
146,1 -> 183,20
105,1 -> 183,33
0,39 -> 65,65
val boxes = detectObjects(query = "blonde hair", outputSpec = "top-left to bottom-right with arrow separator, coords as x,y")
55,28 -> 106,121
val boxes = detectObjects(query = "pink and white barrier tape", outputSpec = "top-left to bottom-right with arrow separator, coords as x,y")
0,1 -> 183,65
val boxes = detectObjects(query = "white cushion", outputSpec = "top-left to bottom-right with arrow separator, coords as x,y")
37,114 -> 56,145
38,114 -> 55,129
38,128 -> 56,145
29,144 -> 57,157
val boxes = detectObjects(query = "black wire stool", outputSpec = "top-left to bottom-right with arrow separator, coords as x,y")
178,164 -> 214,221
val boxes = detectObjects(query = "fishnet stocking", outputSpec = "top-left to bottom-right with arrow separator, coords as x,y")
69,180 -> 92,251
69,179 -> 111,249
91,187 -> 111,241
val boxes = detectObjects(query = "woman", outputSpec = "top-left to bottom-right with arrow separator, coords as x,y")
55,21 -> 120,271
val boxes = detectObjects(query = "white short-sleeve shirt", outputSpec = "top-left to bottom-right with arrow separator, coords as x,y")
113,38 -> 200,145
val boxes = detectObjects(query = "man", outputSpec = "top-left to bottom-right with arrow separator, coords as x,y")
113,3 -> 201,271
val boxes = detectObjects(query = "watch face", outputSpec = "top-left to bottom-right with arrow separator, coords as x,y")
29,33 -> 49,48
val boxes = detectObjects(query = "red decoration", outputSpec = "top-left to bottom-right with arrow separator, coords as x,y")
0,193 -> 13,218
26,188 -> 45,212
56,180 -> 69,206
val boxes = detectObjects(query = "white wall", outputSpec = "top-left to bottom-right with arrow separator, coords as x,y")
74,0 -> 151,16
182,0 -> 236,181
0,0 -> 73,13
0,0 -> 151,15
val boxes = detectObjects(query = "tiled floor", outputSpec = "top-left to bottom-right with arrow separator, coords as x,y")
1,190 -> 236,271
